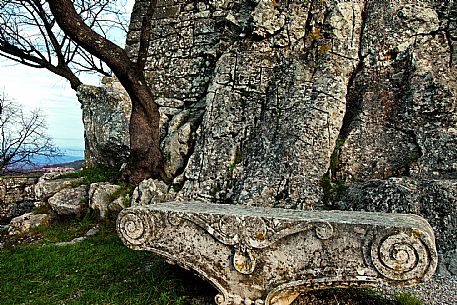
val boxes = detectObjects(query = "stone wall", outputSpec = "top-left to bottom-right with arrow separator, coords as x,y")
1,172 -> 128,229
0,176 -> 37,223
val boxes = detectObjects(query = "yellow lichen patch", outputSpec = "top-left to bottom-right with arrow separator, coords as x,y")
318,44 -> 332,54
311,28 -> 322,39
306,28 -> 322,44
411,229 -> 423,238
256,231 -> 266,240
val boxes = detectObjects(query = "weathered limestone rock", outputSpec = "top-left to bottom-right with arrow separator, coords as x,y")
131,179 -> 176,206
0,176 -> 37,222
8,213 -> 49,235
338,2 -> 456,182
77,83 -> 131,169
88,182 -> 125,218
335,178 -> 457,256
48,186 -> 88,216
117,202 -> 438,305
34,173 -> 82,201
327,1 -> 457,268
446,249 -> 457,275
121,0 -> 456,276
126,0 -> 366,208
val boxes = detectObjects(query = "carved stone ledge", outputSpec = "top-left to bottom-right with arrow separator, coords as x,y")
116,202 -> 437,305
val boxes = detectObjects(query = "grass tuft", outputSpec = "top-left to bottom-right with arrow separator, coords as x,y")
392,292 -> 424,305
56,166 -> 120,186
108,182 -> 136,207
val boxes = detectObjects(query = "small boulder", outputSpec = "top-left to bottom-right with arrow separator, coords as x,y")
55,237 -> 87,246
131,179 -> 175,206
8,213 -> 49,235
34,173 -> 83,201
85,226 -> 99,237
48,186 -> 88,216
89,183 -> 126,218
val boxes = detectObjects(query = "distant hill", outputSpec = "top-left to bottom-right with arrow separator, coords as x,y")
5,154 -> 85,175
37,159 -> 85,171
31,153 -> 84,166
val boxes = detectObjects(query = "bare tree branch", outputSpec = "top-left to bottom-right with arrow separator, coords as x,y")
47,0 -> 165,182
1,0 -> 164,182
0,0 -> 130,90
0,91 -> 60,174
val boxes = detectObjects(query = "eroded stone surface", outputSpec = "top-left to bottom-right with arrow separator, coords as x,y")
131,179 -> 176,206
34,173 -> 82,201
117,202 -> 438,305
77,83 -> 131,169
48,186 -> 88,216
120,0 -> 456,274
8,213 -> 49,235
89,183 -> 126,218
125,0 -> 456,217
124,0 -> 366,209
0,177 -> 37,222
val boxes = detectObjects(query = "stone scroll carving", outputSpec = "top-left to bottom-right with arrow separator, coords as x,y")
117,202 -> 437,305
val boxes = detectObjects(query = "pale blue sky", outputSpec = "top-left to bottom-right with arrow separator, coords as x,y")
0,0 -> 135,159
0,60 -> 89,157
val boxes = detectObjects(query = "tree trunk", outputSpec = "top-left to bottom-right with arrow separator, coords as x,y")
47,0 -> 163,182
122,75 -> 163,183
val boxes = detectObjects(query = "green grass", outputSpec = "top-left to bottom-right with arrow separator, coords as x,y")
56,166 -> 120,186
0,216 -> 423,305
28,212 -> 99,244
0,219 -> 214,305
392,292 -> 424,305
108,182 -> 136,208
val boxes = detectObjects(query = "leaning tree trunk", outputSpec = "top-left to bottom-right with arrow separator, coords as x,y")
122,72 -> 163,182
48,0 -> 163,182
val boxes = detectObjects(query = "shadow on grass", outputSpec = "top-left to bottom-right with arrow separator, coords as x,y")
1,215 -> 423,305
0,219 -> 216,305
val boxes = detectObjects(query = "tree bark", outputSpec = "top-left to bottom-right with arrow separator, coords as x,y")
47,0 -> 163,183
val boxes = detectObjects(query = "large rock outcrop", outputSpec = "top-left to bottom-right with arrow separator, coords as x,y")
77,79 -> 132,169
127,0 -> 364,208
91,0 -> 457,273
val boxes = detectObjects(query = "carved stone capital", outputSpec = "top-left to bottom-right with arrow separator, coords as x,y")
117,202 -> 437,305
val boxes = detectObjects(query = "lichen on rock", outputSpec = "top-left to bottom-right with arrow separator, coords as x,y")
84,0 -> 457,273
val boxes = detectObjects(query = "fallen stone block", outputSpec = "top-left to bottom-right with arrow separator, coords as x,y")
117,202 -> 437,305
89,182 -> 125,218
34,173 -> 82,201
8,213 -> 49,235
48,185 -> 88,216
